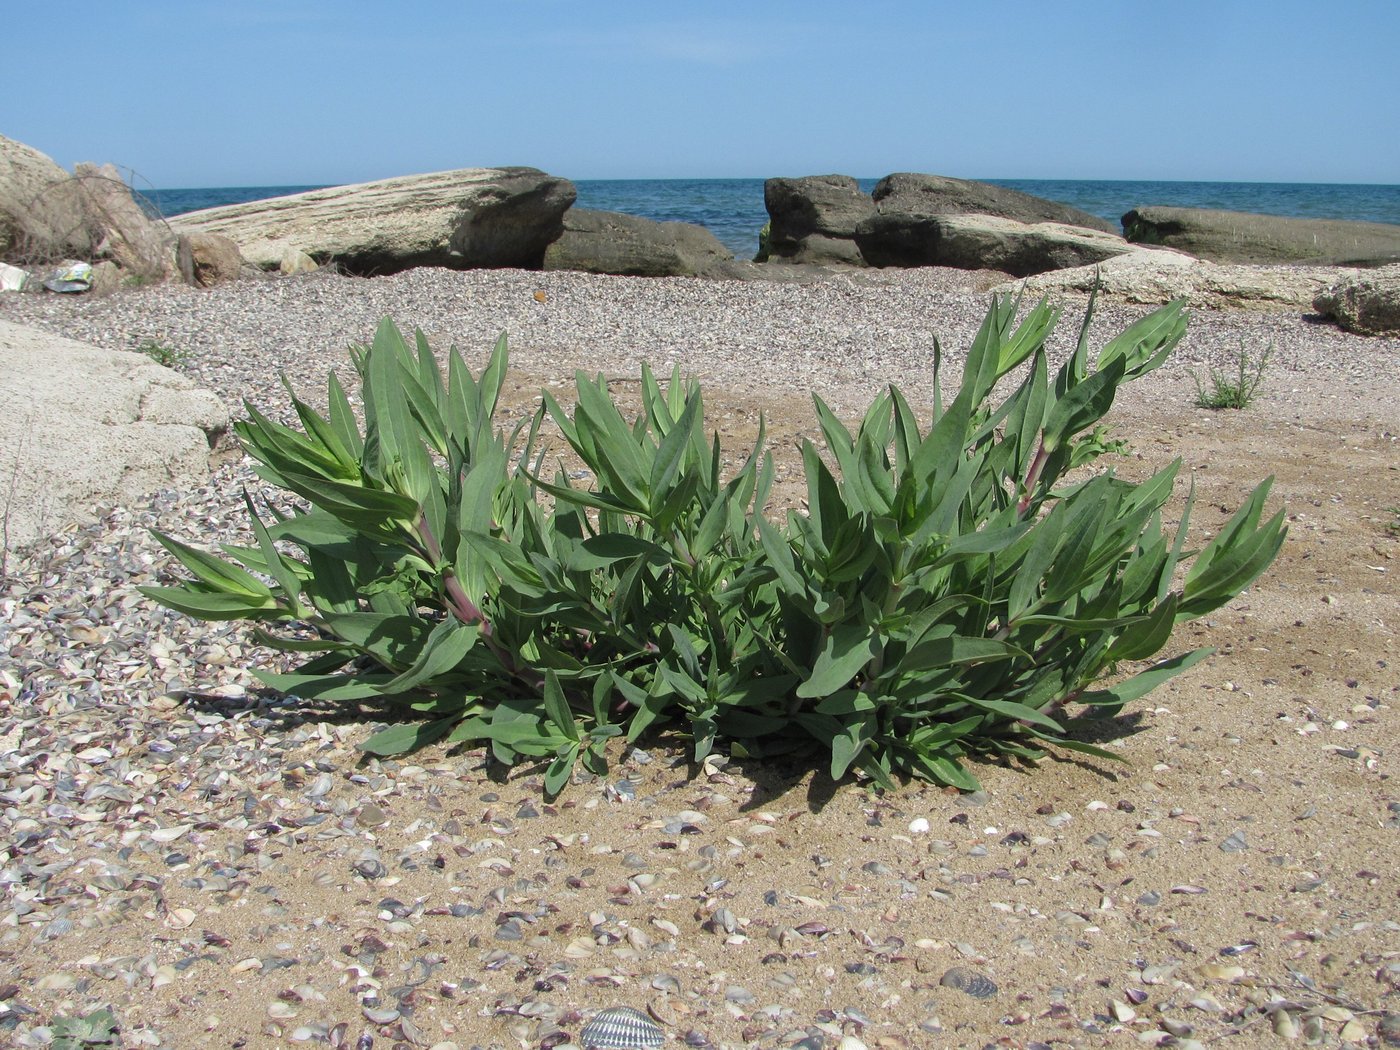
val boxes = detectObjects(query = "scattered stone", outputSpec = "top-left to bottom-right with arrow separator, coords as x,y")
177,232 -> 245,288
1313,263 -> 1400,335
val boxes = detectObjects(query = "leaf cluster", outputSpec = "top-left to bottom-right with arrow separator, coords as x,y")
143,294 -> 1286,794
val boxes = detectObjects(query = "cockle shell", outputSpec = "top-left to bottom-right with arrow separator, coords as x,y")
579,1005 -> 665,1049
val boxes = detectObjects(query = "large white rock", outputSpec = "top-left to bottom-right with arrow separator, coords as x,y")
0,134 -> 91,263
0,320 -> 229,555
996,247 -> 1363,311
174,166 -> 575,274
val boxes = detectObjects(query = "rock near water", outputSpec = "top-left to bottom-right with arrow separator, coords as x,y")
544,208 -> 741,278
1001,246 -> 1362,311
176,166 -> 576,274
872,172 -> 1118,235
858,213 -> 1132,275
1123,205 -> 1400,266
763,174 -> 875,266
1313,263 -> 1400,335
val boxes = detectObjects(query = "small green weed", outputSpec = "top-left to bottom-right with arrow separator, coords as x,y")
1385,507 -> 1400,537
137,339 -> 187,369
1192,340 -> 1273,409
50,1008 -> 118,1049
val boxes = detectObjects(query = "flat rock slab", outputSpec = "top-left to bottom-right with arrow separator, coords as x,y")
1000,247 -> 1363,311
858,213 -> 1132,275
874,172 -> 1119,236
0,320 -> 228,554
175,167 -> 575,274
1123,206 -> 1400,266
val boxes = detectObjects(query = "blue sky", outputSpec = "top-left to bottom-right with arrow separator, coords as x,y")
4,1 -> 1397,188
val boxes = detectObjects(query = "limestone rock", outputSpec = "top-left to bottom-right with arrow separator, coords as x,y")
872,173 -> 1118,235
1123,206 -> 1400,266
176,232 -> 245,287
278,248 -> 318,275
999,247 -> 1361,311
1313,264 -> 1400,335
857,213 -> 1132,275
0,320 -> 229,554
175,167 -> 576,274
763,175 -> 875,265
543,209 -> 741,278
70,163 -> 176,281
0,134 -> 90,263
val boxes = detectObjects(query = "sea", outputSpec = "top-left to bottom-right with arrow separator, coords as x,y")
144,178 -> 1400,261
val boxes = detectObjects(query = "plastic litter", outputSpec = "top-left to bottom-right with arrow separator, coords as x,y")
43,261 -> 93,293
0,261 -> 29,292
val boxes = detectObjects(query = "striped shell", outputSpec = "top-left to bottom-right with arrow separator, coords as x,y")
579,1005 -> 665,1049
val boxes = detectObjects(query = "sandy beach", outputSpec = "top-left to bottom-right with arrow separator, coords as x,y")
1,265 -> 1397,1049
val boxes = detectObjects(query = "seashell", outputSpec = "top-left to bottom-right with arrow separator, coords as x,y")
939,966 -> 998,999
579,1005 -> 665,1049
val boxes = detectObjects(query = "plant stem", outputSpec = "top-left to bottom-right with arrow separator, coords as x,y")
413,513 -> 536,681
1018,440 -> 1049,515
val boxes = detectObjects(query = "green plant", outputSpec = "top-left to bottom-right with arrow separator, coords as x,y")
1192,339 -> 1273,409
142,294 -> 1286,793
754,220 -> 772,263
50,1008 -> 118,1049
136,338 -> 186,369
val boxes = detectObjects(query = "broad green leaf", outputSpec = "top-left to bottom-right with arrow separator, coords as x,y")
542,670 -> 580,741
1042,356 -> 1126,452
1077,647 -> 1212,707
151,531 -> 276,599
566,534 -> 670,572
545,744 -> 578,796
958,695 -> 1064,731
360,717 -> 457,756
796,624 -> 877,698
382,620 -> 479,692
139,585 -> 279,620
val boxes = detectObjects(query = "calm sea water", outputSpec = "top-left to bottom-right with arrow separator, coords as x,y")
147,178 -> 1400,260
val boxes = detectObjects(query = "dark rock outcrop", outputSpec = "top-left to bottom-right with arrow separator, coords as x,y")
176,167 -> 576,274
544,209 -> 740,278
1313,264 -> 1400,335
1123,206 -> 1400,266
762,175 -> 874,265
871,173 -> 1118,235
856,213 -> 1131,275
